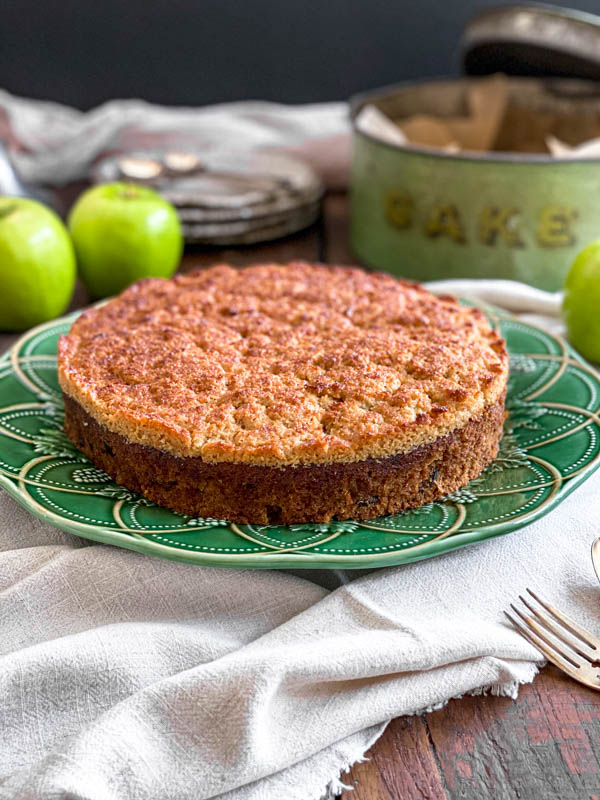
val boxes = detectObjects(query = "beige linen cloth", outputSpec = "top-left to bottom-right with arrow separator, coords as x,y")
1,279 -> 599,799
0,90 -> 350,190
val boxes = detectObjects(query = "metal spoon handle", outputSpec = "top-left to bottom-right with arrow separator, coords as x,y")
592,537 -> 600,584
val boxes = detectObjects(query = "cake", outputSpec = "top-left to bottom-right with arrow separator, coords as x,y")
58,262 -> 508,524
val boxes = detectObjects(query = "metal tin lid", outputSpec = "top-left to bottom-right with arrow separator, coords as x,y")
461,4 -> 600,80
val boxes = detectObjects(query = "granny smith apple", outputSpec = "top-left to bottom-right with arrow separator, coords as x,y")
68,182 -> 183,299
563,240 -> 600,362
0,196 -> 76,331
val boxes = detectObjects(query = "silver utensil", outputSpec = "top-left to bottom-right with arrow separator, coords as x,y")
506,588 -> 600,691
592,537 -> 600,584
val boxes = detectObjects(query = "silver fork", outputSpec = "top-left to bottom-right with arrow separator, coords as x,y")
505,588 -> 600,691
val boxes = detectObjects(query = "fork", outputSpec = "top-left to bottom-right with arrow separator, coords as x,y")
505,588 -> 600,691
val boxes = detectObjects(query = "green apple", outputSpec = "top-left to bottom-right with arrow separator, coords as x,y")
563,240 -> 600,362
68,182 -> 183,299
0,197 -> 76,332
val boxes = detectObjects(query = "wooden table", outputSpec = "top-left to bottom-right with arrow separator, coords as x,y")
72,190 -> 600,799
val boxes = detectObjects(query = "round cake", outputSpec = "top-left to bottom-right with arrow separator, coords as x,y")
58,262 -> 508,524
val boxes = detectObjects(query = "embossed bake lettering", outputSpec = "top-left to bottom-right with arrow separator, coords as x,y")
424,204 -> 465,243
384,190 -> 413,229
537,206 -> 578,248
479,207 -> 523,247
383,194 -> 578,249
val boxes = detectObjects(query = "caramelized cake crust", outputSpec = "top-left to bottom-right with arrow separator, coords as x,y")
58,263 -> 508,523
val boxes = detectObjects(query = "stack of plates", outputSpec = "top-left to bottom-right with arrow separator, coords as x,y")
92,150 -> 324,245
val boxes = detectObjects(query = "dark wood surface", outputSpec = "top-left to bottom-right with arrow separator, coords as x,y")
71,191 -> 600,800
341,666 -> 600,800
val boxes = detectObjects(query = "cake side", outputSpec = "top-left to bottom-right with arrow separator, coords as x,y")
58,262 -> 508,467
63,392 -> 506,525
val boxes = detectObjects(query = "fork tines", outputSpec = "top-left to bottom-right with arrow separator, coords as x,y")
505,588 -> 600,691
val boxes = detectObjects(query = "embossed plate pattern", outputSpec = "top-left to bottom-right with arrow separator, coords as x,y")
1,304 -> 599,569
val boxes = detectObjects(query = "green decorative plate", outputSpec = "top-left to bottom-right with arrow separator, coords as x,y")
1,305 -> 599,569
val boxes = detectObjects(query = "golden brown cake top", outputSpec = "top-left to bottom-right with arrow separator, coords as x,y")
58,262 -> 508,466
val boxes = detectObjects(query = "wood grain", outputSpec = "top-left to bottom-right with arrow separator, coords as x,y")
180,220 -> 322,272
321,192 -> 357,265
342,716 -> 447,800
342,667 -> 600,800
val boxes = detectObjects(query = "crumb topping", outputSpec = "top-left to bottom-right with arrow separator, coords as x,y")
58,262 -> 508,465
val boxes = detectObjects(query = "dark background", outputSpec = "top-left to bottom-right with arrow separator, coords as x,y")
2,0 -> 600,110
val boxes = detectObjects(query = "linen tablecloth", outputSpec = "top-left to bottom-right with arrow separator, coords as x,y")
2,279 -> 599,800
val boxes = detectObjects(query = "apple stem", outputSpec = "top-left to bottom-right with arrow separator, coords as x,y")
120,186 -> 142,200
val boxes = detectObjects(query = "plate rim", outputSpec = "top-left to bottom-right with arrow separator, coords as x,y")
1,304 -> 599,569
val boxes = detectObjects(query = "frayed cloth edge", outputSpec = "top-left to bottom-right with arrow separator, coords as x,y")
412,665 -> 541,715
318,664 -> 541,798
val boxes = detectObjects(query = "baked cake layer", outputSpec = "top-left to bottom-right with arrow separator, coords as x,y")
58,263 -> 508,467
63,392 -> 505,525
